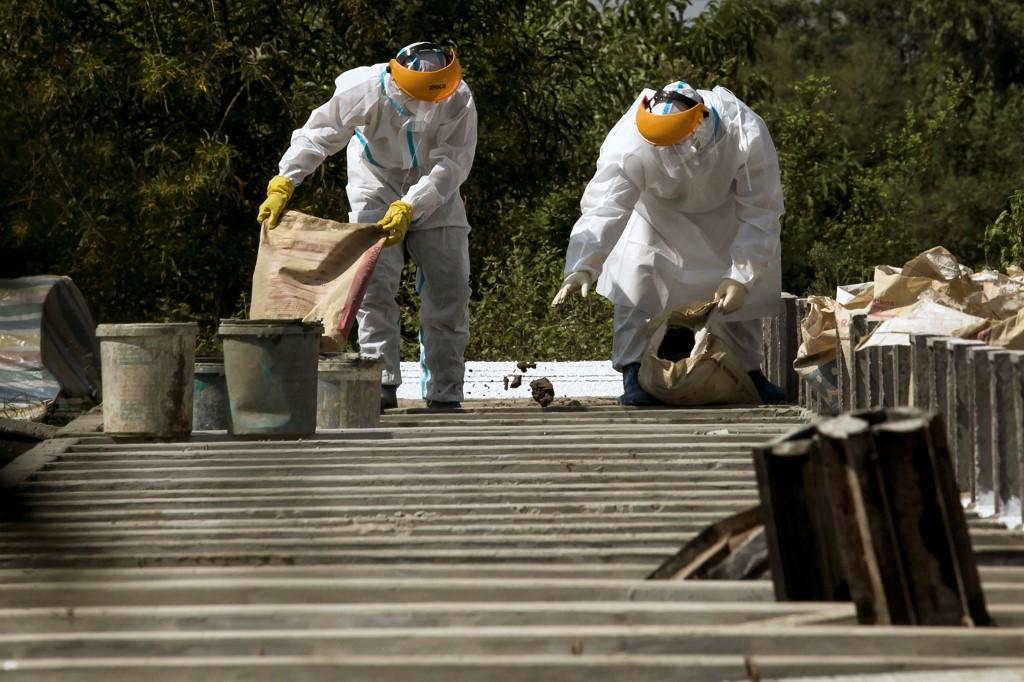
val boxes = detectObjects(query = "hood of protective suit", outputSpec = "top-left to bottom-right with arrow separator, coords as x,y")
563,85 -> 784,321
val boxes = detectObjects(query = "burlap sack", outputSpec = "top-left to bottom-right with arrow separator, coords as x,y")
981,308 -> 1024,349
857,299 -> 990,349
638,303 -> 759,406
794,295 -> 837,372
250,211 -> 384,351
870,246 -> 977,314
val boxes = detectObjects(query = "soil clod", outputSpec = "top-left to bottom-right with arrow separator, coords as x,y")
529,377 -> 555,407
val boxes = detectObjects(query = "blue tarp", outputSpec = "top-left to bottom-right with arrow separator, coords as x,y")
0,276 -> 100,419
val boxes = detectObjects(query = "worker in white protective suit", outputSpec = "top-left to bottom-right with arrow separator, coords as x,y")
256,42 -> 477,410
551,81 -> 785,405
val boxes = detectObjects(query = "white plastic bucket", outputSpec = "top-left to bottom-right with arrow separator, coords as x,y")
95,323 -> 198,437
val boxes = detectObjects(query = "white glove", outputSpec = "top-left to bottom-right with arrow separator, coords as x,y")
550,271 -> 593,306
714,278 -> 748,314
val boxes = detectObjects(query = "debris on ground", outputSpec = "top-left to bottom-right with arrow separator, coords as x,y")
647,506 -> 766,580
529,377 -> 555,407
516,361 -> 537,373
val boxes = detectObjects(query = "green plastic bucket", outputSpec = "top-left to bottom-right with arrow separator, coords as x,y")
192,360 -> 228,431
95,323 -> 198,437
219,320 -> 323,437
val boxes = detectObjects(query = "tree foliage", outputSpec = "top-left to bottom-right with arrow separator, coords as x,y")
2,0 -> 1022,360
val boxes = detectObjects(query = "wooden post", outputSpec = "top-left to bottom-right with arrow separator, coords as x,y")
910,334 -> 936,410
836,329 -> 849,412
851,313 -> 870,410
870,413 -> 992,626
969,346 -> 997,512
948,339 -> 985,500
867,342 -> 883,408
752,427 -> 849,602
990,351 -> 1022,522
781,294 -> 801,405
928,338 -> 955,487
1009,353 -> 1024,528
894,345 -> 912,407
793,298 -> 807,409
879,345 -> 897,407
756,409 -> 993,626
815,416 -> 912,624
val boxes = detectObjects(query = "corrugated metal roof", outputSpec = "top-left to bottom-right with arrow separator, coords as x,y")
0,405 -> 1021,680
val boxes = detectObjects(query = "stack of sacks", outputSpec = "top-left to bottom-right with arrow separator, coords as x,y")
794,247 -> 1024,403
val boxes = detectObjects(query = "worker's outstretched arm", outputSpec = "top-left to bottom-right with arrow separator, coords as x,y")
555,129 -> 643,306
258,68 -> 376,229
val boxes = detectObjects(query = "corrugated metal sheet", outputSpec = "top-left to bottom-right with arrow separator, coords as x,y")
0,405 -> 1021,680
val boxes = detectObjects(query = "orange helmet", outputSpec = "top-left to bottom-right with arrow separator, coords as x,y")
635,87 -> 708,146
387,43 -> 462,103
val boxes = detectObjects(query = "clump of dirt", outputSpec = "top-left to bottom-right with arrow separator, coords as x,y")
529,377 -> 555,407
502,373 -> 524,390
516,361 -> 537,373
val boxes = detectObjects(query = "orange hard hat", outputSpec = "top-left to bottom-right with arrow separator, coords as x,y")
635,88 -> 707,146
387,43 -> 462,103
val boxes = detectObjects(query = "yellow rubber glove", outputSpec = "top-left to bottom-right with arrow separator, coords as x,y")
714,278 -> 748,314
550,271 -> 593,306
256,176 -> 294,229
378,200 -> 412,248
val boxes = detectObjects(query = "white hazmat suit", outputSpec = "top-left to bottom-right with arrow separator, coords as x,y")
277,63 -> 477,403
563,85 -> 784,373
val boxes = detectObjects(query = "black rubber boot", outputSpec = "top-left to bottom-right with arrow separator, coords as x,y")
426,400 -> 461,410
748,369 -> 785,404
381,385 -> 398,412
618,363 -> 660,406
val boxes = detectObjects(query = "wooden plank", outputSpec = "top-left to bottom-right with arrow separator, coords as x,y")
949,339 -> 985,498
990,352 -> 1018,519
910,334 -> 935,410
752,428 -> 849,601
9,654 -> 1024,682
815,415 -> 910,625
851,314 -> 870,410
782,294 -> 801,404
894,345 -> 912,407
870,414 -> 992,626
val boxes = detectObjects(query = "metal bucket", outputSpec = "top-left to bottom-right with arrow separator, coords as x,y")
193,360 -> 228,431
219,320 -> 323,437
95,323 -> 198,437
317,354 -> 384,429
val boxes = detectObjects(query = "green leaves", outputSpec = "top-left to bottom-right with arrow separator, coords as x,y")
6,0 -> 1020,364
984,191 -> 1024,272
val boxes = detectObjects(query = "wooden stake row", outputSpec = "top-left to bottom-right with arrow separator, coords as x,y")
753,409 -> 993,627
792,300 -> 1024,528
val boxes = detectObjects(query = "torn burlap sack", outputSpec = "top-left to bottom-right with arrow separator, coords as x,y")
870,246 -> 978,314
638,302 -> 759,406
981,308 -> 1024,349
250,211 -> 384,351
793,295 -> 840,411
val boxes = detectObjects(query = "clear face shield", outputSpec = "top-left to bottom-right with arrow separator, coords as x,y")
637,87 -> 722,179
388,42 -> 454,131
